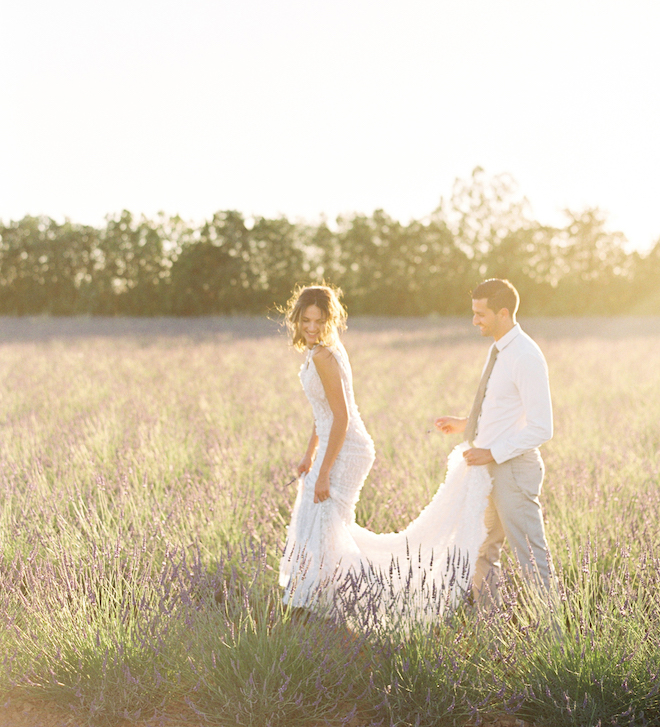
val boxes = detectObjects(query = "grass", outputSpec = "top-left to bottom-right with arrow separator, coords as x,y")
1,315 -> 660,726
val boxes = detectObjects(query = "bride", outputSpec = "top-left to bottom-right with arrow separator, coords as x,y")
279,285 -> 492,623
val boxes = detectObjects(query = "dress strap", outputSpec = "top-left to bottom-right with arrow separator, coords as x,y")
305,343 -> 321,369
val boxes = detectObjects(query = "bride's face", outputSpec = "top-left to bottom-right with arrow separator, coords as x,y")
300,304 -> 327,347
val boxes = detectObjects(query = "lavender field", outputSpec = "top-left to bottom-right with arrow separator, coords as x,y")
1,316 -> 660,727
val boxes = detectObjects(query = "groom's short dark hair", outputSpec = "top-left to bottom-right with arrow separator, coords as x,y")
472,279 -> 520,316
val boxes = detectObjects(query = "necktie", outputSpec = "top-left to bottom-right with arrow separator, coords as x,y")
464,345 -> 498,445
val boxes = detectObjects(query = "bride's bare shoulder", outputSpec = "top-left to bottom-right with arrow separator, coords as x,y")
311,345 -> 339,372
312,345 -> 333,362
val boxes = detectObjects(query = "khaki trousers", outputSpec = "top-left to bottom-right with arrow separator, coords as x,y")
472,448 -> 552,602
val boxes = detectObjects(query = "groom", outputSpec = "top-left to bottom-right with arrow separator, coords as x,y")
435,279 -> 553,602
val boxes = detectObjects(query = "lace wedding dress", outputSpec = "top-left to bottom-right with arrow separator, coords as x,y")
279,342 -> 492,623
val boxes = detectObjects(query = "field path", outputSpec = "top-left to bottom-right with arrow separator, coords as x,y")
0,696 -> 538,727
0,697 -> 192,727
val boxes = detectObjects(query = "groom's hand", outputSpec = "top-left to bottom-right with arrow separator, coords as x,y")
435,416 -> 467,434
463,448 -> 494,466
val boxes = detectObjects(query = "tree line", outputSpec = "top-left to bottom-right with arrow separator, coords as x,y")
1,169 -> 658,316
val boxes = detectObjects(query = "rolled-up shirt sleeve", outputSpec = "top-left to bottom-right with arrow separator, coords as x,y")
489,352 -> 553,464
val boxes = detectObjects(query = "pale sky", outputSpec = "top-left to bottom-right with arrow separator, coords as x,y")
2,1 -> 659,250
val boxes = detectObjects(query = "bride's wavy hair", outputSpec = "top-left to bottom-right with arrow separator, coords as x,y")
283,284 -> 348,351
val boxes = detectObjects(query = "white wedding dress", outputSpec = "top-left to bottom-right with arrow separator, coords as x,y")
279,342 -> 492,624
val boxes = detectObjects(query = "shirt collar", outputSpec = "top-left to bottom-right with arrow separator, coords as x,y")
494,323 -> 521,352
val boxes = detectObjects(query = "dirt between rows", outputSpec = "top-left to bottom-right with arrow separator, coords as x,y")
0,696 -> 192,727
0,695 -> 537,727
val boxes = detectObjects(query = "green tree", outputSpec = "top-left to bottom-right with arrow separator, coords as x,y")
248,216 -> 305,310
0,217 -> 99,314
552,208 -> 634,314
94,211 -> 170,314
626,238 -> 660,314
169,211 -> 252,315
439,166 -> 530,268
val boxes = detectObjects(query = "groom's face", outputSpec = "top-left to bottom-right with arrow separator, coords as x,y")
472,298 -> 504,339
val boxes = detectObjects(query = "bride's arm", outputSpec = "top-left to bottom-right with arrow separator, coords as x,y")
312,347 -> 349,503
297,423 -> 319,475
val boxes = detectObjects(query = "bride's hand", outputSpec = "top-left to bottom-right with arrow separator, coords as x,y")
314,472 -> 330,503
435,416 -> 467,434
297,454 -> 313,475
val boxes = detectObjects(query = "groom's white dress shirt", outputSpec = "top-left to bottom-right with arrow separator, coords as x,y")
473,323 -> 553,464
